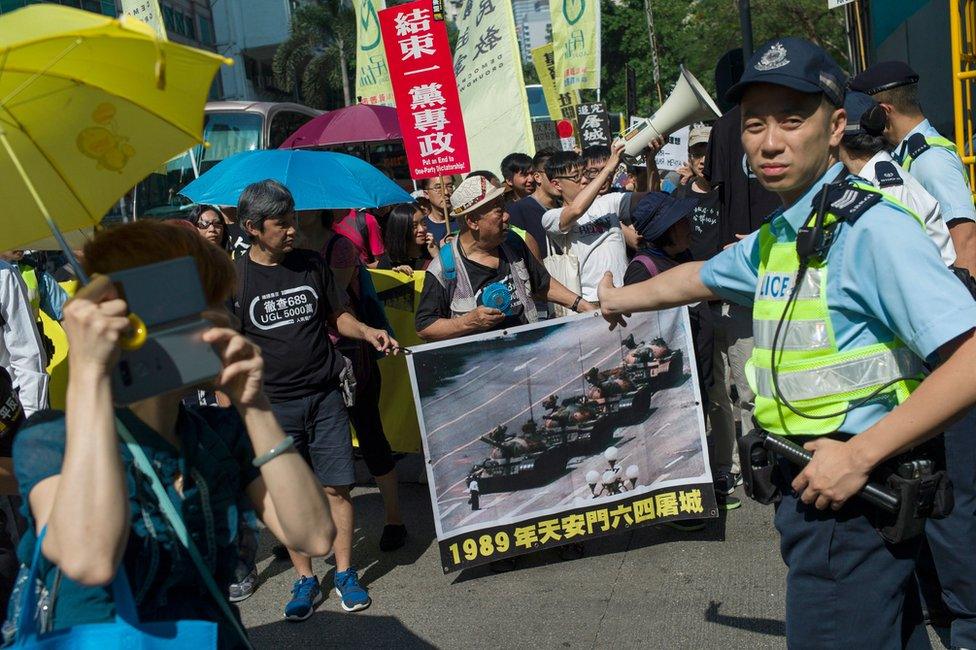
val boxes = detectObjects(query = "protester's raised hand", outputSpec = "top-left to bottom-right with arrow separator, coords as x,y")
62,275 -> 131,371
425,232 -> 440,256
364,327 -> 399,355
203,327 -> 265,407
644,135 -> 667,166
465,306 -> 506,331
609,140 -> 626,166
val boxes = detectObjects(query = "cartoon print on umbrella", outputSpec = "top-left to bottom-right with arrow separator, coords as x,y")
76,102 -> 136,172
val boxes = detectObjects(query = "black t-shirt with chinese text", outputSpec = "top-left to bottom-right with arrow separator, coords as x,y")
415,235 -> 551,332
703,106 -> 780,247
507,196 -> 551,259
672,183 -> 722,261
232,249 -> 344,402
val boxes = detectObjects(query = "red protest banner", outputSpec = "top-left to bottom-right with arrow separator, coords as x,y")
379,0 -> 470,180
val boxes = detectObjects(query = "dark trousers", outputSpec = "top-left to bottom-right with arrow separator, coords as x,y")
346,354 -> 396,478
918,409 -> 976,647
774,460 -> 926,649
0,495 -> 24,613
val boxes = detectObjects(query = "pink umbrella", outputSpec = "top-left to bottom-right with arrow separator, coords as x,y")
279,103 -> 401,149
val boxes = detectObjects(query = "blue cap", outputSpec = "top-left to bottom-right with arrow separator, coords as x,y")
633,194 -> 699,243
843,91 -> 885,137
726,37 -> 846,106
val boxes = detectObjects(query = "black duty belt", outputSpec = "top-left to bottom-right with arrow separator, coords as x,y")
738,428 -> 953,544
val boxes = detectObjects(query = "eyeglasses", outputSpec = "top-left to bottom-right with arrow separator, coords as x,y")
583,168 -> 602,180
553,171 -> 583,183
428,183 -> 454,193
196,219 -> 223,230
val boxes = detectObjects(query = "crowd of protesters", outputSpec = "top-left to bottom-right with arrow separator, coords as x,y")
1,43 -> 975,648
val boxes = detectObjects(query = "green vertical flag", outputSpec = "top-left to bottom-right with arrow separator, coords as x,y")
550,0 -> 601,93
453,0 -> 534,171
354,0 -> 395,106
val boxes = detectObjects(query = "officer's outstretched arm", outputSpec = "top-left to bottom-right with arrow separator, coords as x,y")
793,328 -> 976,510
597,263 -> 718,323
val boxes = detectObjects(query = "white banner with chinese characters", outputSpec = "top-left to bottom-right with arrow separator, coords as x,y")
551,0 -> 601,93
407,310 -> 716,573
120,0 -> 167,40
355,0 -> 395,106
380,0 -> 471,178
452,0 -> 535,172
631,117 -> 689,172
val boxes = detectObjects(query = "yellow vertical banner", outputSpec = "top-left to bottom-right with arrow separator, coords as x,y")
365,269 -> 424,453
550,0 -> 601,93
120,0 -> 168,40
532,43 -> 581,121
354,0 -> 395,106
453,0 -> 535,170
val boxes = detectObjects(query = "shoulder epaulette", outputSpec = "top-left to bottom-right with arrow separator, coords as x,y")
874,160 -> 903,188
905,132 -> 931,161
815,182 -> 883,225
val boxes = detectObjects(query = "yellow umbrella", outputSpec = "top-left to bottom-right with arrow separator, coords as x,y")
0,5 -> 230,268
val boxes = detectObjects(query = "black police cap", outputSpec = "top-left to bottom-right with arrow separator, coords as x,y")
726,37 -> 846,106
848,61 -> 919,95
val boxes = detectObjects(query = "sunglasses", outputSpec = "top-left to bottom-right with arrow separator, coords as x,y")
196,219 -> 223,230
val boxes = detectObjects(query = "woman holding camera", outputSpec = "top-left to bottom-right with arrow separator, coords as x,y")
5,222 -> 335,648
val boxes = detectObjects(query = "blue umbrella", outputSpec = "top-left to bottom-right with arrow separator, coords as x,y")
179,149 -> 413,210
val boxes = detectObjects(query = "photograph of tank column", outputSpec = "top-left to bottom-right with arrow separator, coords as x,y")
407,310 -> 717,573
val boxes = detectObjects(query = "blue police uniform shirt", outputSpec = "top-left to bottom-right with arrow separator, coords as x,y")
700,162 -> 976,433
896,119 -> 976,225
38,270 -> 67,321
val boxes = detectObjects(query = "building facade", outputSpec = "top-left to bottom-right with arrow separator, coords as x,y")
512,0 -> 551,60
0,0 -> 116,15
210,0 -> 295,102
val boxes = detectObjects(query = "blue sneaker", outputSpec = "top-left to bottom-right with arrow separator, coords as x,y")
284,575 -> 322,621
334,568 -> 371,612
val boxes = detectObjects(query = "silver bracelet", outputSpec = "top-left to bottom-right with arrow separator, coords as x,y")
252,436 -> 296,468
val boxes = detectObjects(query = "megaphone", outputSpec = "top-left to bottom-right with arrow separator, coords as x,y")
617,65 -> 721,162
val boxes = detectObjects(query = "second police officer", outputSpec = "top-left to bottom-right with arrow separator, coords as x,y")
852,62 -> 976,647
598,37 -> 976,647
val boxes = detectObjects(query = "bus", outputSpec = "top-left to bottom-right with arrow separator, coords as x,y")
132,101 -> 320,219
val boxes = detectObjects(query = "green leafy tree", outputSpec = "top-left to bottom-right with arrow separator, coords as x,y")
273,0 -> 356,109
599,0 -> 849,117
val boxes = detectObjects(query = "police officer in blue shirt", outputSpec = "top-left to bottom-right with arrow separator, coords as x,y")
852,62 -> 976,646
599,37 -> 976,647
850,61 -> 976,274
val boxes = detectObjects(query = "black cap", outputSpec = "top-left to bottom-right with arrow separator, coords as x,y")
849,61 -> 919,95
633,194 -> 699,244
725,37 -> 846,106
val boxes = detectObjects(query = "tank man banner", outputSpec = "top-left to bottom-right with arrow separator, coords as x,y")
354,0 -> 395,106
452,0 -> 535,171
379,0 -> 471,179
550,0 -> 601,93
406,310 -> 716,573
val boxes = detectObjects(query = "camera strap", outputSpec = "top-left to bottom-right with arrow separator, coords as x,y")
116,417 -> 253,649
